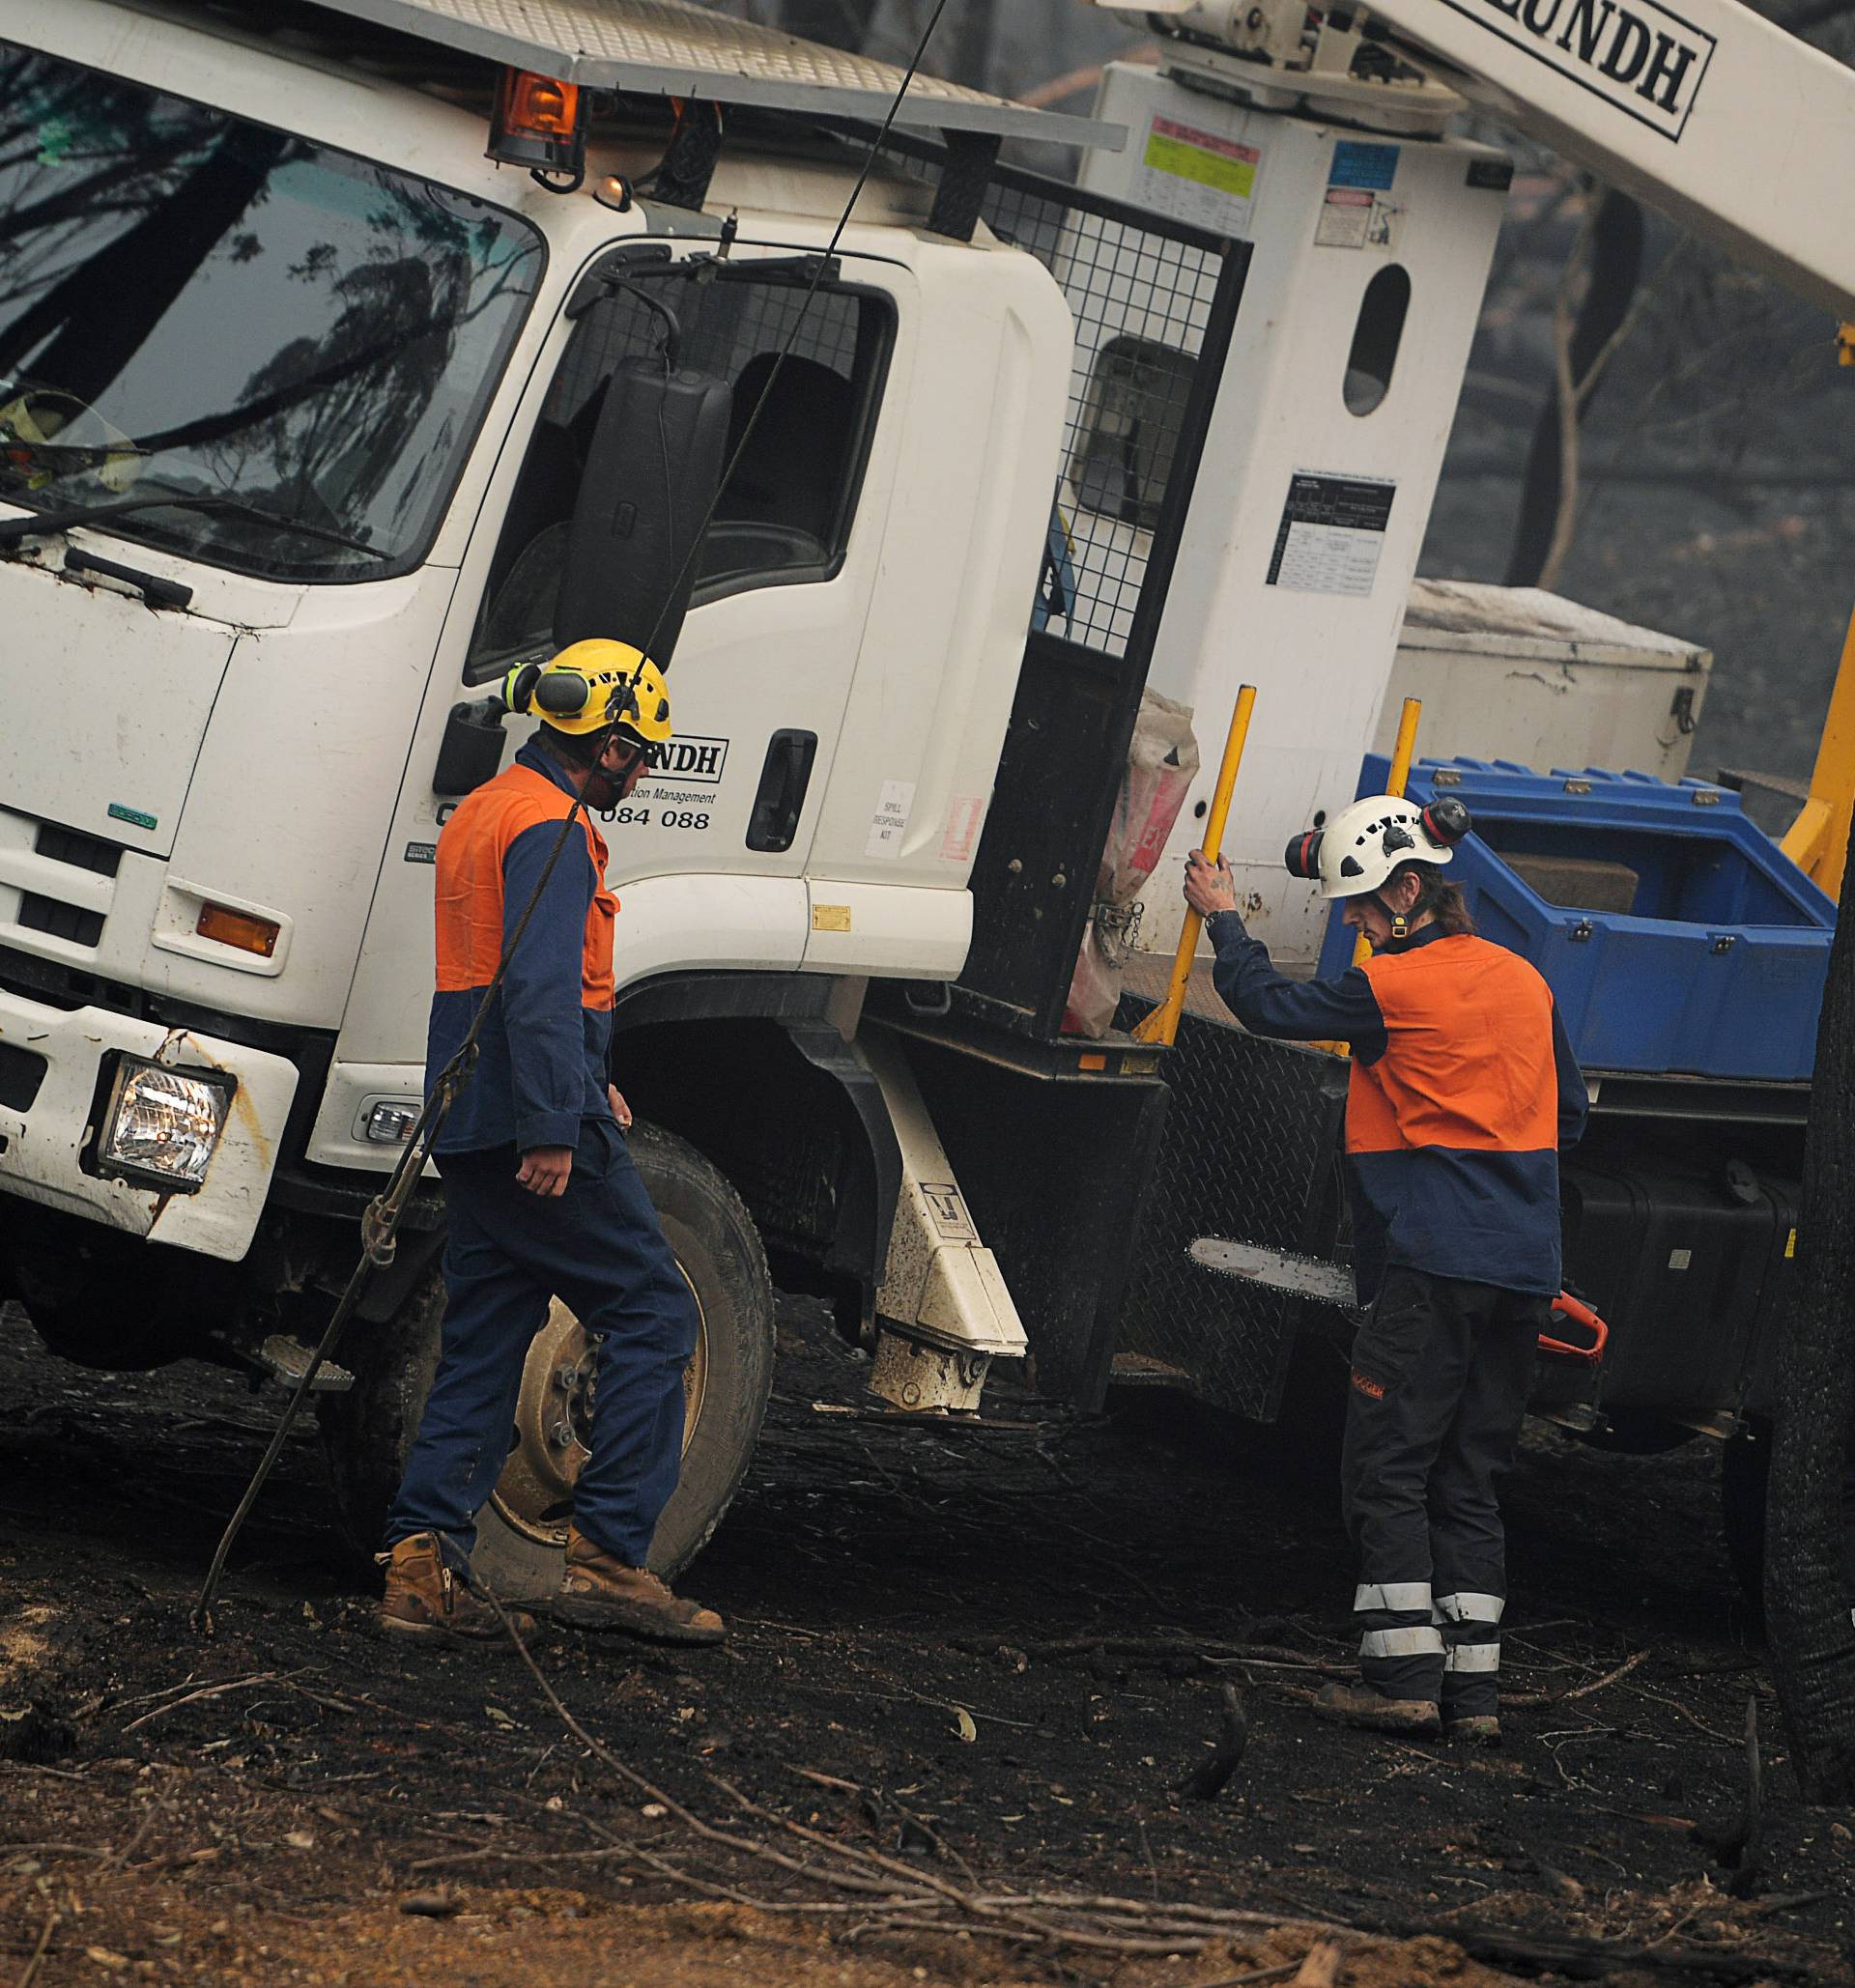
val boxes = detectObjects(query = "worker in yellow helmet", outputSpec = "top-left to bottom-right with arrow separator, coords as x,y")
379,640 -> 725,1647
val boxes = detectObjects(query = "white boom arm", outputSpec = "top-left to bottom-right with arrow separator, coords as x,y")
1095,0 -> 1855,319
1368,0 -> 1855,318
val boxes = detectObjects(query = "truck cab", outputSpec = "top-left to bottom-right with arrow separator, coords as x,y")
0,0 -> 1096,1578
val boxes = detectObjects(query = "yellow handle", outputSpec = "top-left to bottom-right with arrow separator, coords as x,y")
1132,685 -> 1258,1048
1350,696 -> 1423,969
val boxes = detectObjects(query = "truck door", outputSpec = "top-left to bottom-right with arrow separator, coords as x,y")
458,244 -> 909,971
328,241 -> 910,1107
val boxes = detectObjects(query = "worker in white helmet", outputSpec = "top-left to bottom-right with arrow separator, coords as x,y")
1183,793 -> 1586,1743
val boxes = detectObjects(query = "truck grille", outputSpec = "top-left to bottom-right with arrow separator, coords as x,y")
0,1040 -> 46,1110
17,894 -> 104,947
0,809 -> 118,954
34,822 -> 122,877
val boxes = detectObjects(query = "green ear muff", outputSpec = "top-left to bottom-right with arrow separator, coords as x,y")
502,662 -> 543,713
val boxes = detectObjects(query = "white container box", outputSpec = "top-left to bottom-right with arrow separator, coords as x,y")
1378,580 -> 1712,784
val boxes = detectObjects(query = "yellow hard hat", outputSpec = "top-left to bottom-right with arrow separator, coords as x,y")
502,639 -> 672,746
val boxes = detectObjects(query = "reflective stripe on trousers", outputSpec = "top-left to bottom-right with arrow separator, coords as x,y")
1436,1590 -> 1502,1714
1353,1577 -> 1441,1703
1340,1267 -> 1540,1713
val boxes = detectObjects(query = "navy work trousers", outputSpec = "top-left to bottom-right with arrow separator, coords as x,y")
385,1118 -> 699,1569
1341,1266 -> 1544,1716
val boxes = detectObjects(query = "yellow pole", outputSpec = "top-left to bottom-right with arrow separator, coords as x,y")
1313,697 -> 1426,1059
1132,684 -> 1258,1048
1781,597 -> 1855,903
1350,696 -> 1425,967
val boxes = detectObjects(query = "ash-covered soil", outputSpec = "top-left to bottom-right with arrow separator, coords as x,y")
2,1296 -> 1850,1986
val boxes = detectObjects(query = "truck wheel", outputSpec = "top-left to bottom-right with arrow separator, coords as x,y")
1721,1416 -> 1855,1621
1721,1423 -> 1771,1616
322,1122 -> 775,1592
12,1243 -> 182,1371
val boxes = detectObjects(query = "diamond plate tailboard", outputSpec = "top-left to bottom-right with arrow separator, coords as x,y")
297,0 -> 1124,148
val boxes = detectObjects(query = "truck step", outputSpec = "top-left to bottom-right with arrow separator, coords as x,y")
256,1334 -> 354,1394
1108,1352 -> 1194,1389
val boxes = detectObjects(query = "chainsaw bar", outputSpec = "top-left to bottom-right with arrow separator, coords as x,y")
1187,1236 -> 1358,1309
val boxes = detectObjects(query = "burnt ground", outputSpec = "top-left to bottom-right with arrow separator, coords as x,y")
1,1295 -> 1851,1988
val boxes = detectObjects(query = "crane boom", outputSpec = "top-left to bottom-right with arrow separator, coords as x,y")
1364,0 -> 1855,318
1095,0 -> 1855,319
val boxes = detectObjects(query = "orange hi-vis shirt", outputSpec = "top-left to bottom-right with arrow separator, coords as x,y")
1348,938 -> 1559,1160
1206,917 -> 1586,1301
426,739 -> 619,1154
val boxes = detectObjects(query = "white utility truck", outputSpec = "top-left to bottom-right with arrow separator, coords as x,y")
0,0 -> 1847,1592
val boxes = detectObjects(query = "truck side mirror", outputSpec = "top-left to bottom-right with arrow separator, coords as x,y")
554,355 -> 732,668
433,696 -> 510,798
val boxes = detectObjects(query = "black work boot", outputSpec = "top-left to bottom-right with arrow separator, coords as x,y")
549,1526 -> 727,1645
1313,1680 -> 1441,1735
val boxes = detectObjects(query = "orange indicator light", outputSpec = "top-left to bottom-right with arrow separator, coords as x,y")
196,902 -> 280,957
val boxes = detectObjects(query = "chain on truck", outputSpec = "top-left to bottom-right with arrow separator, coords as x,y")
0,0 -> 1851,1605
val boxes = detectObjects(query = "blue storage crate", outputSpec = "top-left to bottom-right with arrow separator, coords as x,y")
1313,756 -> 1835,1081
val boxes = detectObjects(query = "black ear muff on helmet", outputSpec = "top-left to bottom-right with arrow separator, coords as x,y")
501,662 -> 606,723
1421,796 -> 1472,847
534,669 -> 593,718
1284,830 -> 1325,880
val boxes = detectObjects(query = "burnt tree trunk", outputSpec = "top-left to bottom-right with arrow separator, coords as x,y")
1503,189 -> 1644,589
1766,806 -> 1855,1802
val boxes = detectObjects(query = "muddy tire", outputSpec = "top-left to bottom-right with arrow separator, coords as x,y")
1721,1415 -> 1855,1622
321,1122 -> 775,1592
11,1234 -> 186,1371
1721,1423 -> 1771,1616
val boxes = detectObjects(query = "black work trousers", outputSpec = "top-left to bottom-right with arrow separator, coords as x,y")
1341,1266 -> 1545,1716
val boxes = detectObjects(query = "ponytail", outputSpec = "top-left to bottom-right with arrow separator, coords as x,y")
1387,861 -> 1476,937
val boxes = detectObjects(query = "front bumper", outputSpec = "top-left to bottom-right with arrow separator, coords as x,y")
0,987 -> 298,1262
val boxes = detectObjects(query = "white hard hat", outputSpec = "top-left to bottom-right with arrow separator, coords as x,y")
1284,792 -> 1470,901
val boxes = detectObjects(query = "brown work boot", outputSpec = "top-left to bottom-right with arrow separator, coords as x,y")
1443,1713 -> 1502,1746
552,1526 -> 727,1645
377,1532 -> 531,1642
1312,1680 -> 1441,1736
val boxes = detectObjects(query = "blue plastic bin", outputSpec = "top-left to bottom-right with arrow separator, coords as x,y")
1313,757 -> 1835,1081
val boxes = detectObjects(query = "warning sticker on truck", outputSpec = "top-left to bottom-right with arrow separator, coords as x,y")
1266,471 -> 1396,598
866,780 -> 915,860
940,794 -> 985,865
1328,141 -> 1399,190
921,1182 -> 977,1240
1315,187 -> 1402,250
1130,116 -> 1261,236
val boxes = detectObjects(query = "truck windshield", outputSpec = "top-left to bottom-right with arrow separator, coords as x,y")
0,43 -> 544,582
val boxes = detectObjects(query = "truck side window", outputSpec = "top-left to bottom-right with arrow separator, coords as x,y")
1068,336 -> 1196,534
469,270 -> 893,673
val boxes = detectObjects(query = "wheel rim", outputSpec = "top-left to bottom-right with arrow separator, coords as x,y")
489,1267 -> 708,1548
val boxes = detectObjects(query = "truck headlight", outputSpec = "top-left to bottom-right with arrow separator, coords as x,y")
99,1059 -> 235,1191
